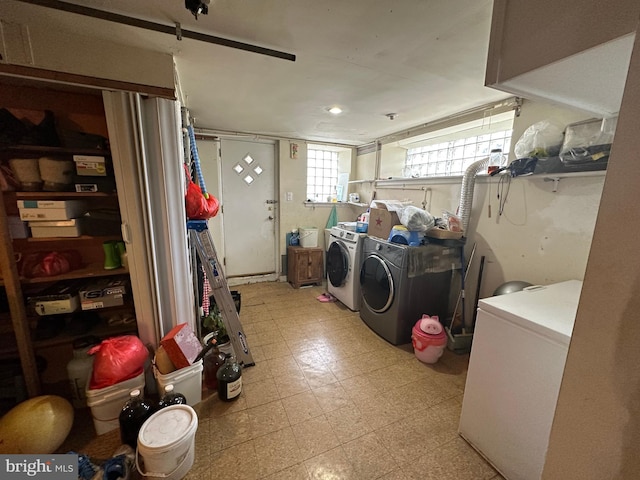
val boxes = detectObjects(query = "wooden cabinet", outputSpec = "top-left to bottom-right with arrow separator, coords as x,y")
0,84 -> 138,399
287,246 -> 324,288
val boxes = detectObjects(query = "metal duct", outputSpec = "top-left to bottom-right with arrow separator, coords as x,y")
459,157 -> 489,234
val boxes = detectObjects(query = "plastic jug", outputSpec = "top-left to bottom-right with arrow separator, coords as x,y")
66,336 -> 99,409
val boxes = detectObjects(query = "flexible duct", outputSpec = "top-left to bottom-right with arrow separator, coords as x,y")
459,157 -> 490,234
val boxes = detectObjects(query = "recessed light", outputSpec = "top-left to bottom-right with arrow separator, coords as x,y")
328,106 -> 343,115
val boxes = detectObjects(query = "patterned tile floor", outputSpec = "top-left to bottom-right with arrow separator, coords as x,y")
61,281 -> 504,479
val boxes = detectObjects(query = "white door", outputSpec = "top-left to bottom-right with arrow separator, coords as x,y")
220,138 -> 277,278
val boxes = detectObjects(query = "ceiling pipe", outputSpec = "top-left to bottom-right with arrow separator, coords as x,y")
15,0 -> 296,62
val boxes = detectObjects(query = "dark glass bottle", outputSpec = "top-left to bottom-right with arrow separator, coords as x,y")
158,384 -> 187,408
203,341 -> 226,391
216,353 -> 242,401
118,389 -> 153,448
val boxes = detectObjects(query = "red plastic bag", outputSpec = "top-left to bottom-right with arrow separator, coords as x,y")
20,250 -> 82,278
88,335 -> 149,390
184,165 -> 219,219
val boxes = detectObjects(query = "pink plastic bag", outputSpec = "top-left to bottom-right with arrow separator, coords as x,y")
88,335 -> 149,390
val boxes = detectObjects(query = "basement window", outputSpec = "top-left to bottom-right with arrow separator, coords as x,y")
306,144 -> 352,202
403,110 -> 515,178
307,148 -> 338,202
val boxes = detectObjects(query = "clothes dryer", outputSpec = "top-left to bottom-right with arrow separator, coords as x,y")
359,236 -> 459,345
326,227 -> 366,310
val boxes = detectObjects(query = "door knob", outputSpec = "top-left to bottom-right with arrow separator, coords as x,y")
268,216 -> 274,220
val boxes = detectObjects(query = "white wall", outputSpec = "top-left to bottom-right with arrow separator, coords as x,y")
0,4 -> 175,90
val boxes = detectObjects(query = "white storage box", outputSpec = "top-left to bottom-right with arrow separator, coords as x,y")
85,370 -> 146,435
153,360 -> 203,407
299,227 -> 318,248
18,200 -> 86,221
29,219 -> 83,238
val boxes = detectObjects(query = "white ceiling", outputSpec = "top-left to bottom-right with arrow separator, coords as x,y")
3,0 -> 512,146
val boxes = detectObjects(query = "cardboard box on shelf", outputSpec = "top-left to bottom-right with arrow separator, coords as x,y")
73,155 -> 107,176
160,323 -> 203,370
79,277 -> 128,310
368,204 -> 401,240
17,200 -> 86,221
27,281 -> 83,316
29,218 -> 83,238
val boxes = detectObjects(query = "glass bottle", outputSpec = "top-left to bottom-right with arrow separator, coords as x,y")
157,384 -> 187,409
118,389 -> 153,448
216,353 -> 242,401
203,338 -> 226,391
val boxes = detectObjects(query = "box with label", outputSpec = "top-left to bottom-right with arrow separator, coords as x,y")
75,176 -> 116,193
27,282 -> 82,316
79,277 -> 128,310
160,323 -> 203,369
73,155 -> 107,176
18,200 -> 86,221
368,205 -> 401,240
29,218 -> 83,238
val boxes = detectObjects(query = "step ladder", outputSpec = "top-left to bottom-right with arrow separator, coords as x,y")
187,220 -> 255,367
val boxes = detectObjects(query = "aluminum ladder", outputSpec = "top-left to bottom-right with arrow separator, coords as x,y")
187,220 -> 255,367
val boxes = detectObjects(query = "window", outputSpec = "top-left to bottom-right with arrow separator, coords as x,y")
306,148 -> 338,202
403,110 -> 515,178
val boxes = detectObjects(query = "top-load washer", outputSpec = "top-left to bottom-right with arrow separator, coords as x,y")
326,226 -> 367,311
359,236 -> 460,345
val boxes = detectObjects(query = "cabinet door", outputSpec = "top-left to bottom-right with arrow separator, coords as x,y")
308,249 -> 324,282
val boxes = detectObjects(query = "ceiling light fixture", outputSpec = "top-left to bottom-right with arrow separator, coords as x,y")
328,107 -> 343,115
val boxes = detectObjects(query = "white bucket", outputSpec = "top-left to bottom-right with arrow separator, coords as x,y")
153,360 -> 203,407
299,227 -> 318,248
85,371 -> 145,435
136,404 -> 198,480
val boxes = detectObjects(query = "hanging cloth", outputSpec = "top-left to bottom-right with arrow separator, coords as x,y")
325,205 -> 338,229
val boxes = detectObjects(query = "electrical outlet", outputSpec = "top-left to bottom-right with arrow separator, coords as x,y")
286,192 -> 293,201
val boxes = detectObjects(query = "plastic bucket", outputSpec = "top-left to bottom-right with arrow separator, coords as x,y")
412,321 -> 447,364
153,360 -> 203,407
85,370 -> 145,435
136,404 -> 198,480
299,227 -> 318,247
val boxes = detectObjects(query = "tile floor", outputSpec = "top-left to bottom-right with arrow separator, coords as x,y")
61,281 -> 504,480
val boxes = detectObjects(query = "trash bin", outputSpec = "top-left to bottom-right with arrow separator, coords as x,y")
411,315 -> 447,364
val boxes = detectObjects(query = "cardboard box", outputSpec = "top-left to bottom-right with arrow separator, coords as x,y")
160,323 -> 203,369
368,205 -> 401,240
80,277 -> 128,310
73,155 -> 107,176
29,219 -> 83,238
27,282 -> 82,316
18,200 -> 86,221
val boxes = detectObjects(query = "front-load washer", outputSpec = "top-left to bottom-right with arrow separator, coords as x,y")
326,226 -> 366,310
359,236 -> 460,345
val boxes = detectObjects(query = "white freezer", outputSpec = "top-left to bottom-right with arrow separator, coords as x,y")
458,280 -> 583,480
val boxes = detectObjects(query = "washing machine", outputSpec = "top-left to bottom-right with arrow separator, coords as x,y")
359,236 -> 460,345
326,226 -> 367,310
